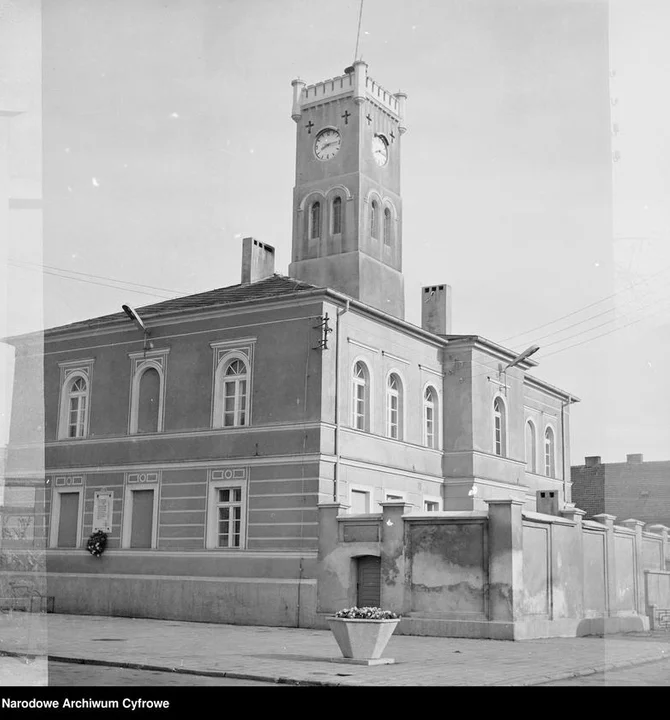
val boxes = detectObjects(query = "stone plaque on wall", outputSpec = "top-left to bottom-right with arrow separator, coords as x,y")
92,491 -> 114,533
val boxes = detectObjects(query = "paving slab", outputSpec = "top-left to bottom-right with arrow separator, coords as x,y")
1,613 -> 670,687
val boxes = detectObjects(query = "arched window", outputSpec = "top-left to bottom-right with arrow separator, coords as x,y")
66,375 -> 88,438
525,420 -> 537,473
331,196 -> 342,235
494,397 -> 507,457
309,201 -> 321,239
545,427 -> 556,478
370,200 -> 379,238
352,361 -> 370,432
424,386 -> 438,448
222,358 -> 248,427
386,373 -> 403,440
137,367 -> 160,433
383,207 -> 392,245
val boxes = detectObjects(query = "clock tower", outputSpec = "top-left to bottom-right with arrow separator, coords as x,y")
288,61 -> 407,319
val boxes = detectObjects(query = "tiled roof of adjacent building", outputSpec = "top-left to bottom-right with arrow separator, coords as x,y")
35,274 -> 323,338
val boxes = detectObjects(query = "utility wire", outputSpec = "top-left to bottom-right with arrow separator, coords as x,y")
500,263 -> 670,345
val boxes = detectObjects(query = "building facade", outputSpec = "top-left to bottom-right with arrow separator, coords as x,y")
2,62 -> 598,636
572,454 -> 670,527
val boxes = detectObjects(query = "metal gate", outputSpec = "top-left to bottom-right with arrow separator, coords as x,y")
356,555 -> 381,607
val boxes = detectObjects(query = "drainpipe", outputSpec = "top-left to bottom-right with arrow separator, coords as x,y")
333,299 -> 350,500
561,396 -> 576,504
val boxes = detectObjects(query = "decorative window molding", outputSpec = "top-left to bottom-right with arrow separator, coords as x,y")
525,419 -> 538,473
206,468 -> 249,549
347,338 -> 380,354
386,371 -> 404,441
544,425 -> 556,479
381,350 -> 410,366
57,359 -> 94,440
418,364 -> 444,379
211,339 -> 256,429
128,349 -> 169,435
121,471 -> 160,549
351,359 -> 371,432
494,395 -> 507,458
349,485 -> 372,514
423,383 -> 440,449
49,484 -> 84,549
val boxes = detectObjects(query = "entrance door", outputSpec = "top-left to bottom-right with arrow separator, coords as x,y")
356,555 -> 381,607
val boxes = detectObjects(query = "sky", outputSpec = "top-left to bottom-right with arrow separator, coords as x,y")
1,0 -> 669,464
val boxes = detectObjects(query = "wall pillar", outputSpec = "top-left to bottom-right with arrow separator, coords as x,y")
621,519 -> 646,615
647,524 -> 670,570
380,501 -> 412,615
593,513 -> 617,617
560,503 -> 587,619
316,503 -> 349,613
484,499 -> 525,623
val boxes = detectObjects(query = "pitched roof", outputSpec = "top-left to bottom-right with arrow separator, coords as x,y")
38,274 -> 322,338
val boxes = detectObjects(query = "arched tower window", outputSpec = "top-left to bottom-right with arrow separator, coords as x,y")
309,201 -> 321,240
545,427 -> 556,478
331,196 -> 342,235
494,397 -> 507,457
137,367 -> 161,433
370,200 -> 379,238
383,207 -> 392,245
423,386 -> 439,448
386,373 -> 403,440
526,420 -> 537,473
352,361 -> 370,432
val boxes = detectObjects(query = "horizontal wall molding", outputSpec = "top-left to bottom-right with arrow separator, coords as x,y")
347,338 -> 380,354
381,350 -> 410,365
31,571 -> 318,585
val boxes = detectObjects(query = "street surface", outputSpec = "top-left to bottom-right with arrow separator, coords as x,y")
540,657 -> 670,686
48,661 -> 284,686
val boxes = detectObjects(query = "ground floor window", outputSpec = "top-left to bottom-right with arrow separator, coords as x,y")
207,479 -> 247,549
350,489 -> 371,514
50,488 -> 83,548
122,484 -> 158,549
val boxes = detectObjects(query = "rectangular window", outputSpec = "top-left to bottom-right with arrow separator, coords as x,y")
424,501 -> 439,512
388,394 -> 399,439
426,406 -> 434,448
350,489 -> 370,514
495,415 -> 502,456
122,482 -> 159,549
207,479 -> 247,549
354,384 -> 366,430
385,493 -> 404,501
49,487 -> 83,549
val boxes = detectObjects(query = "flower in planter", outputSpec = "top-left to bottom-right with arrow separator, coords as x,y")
86,531 -> 108,558
334,606 -> 400,620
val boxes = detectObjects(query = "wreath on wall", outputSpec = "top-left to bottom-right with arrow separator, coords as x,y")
86,531 -> 108,558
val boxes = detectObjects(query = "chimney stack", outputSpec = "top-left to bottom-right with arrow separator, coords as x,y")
421,284 -> 452,335
241,237 -> 275,284
585,456 -> 601,467
626,453 -> 644,464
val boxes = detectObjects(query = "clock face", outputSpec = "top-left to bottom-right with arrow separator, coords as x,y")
314,129 -> 342,161
372,134 -> 389,166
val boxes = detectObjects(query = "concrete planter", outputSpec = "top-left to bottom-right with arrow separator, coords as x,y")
327,617 -> 400,663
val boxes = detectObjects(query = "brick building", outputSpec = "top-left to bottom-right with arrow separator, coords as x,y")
571,454 -> 670,526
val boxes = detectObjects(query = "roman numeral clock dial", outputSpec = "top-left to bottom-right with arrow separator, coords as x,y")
314,128 -> 341,161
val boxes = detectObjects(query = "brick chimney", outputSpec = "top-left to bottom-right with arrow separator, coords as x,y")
421,284 -> 452,335
585,456 -> 601,467
241,237 -> 275,284
626,453 -> 644,464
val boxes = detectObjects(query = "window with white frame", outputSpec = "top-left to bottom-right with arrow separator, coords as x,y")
385,493 -> 405,502
128,350 -> 168,435
544,426 -> 556,478
386,373 -> 403,440
211,341 -> 255,429
207,480 -> 247,549
423,385 -> 439,448
494,396 -> 507,457
424,500 -> 440,512
49,486 -> 83,548
526,420 -> 537,473
352,361 -> 370,432
57,361 -> 94,440
350,489 -> 370,514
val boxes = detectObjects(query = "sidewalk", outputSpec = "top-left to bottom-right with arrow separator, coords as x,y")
1,613 -> 670,686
